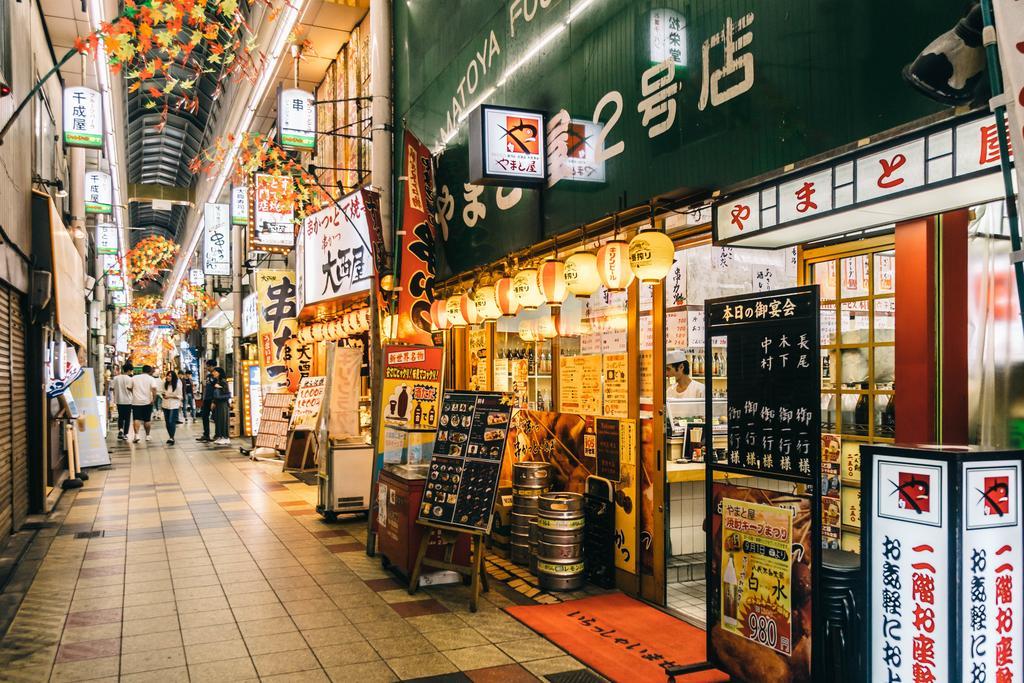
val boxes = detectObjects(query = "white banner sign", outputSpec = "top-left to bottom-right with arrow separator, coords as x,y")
231,184 -> 249,226
299,189 -> 373,308
84,171 -> 112,214
96,224 -> 118,255
63,86 -> 103,148
241,293 -> 258,337
278,88 -> 317,151
189,268 -> 205,286
203,203 -> 231,276
252,173 -> 295,249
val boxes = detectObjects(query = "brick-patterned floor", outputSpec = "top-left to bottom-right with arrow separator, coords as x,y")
0,424 -> 597,682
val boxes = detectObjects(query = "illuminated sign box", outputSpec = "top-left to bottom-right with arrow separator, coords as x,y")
468,104 -> 546,187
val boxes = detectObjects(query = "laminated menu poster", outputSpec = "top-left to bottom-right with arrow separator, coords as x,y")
289,376 -> 327,431
418,391 -> 513,532
706,286 -> 820,484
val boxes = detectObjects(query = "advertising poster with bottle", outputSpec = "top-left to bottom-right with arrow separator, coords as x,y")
721,497 -> 794,655
380,344 -> 444,431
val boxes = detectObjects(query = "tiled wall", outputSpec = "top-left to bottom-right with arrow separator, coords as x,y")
668,477 -> 793,559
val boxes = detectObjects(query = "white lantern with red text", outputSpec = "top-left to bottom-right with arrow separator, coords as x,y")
495,277 -> 521,317
564,251 -> 601,298
597,239 -> 635,292
430,299 -> 450,331
512,268 -> 545,310
446,296 -> 467,328
460,292 -> 480,325
628,230 -> 674,283
473,286 -> 502,322
538,259 -> 568,307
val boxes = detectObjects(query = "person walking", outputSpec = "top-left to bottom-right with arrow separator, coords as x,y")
197,359 -> 216,442
161,370 -> 183,445
211,367 -> 232,445
110,364 -> 134,440
130,365 -> 159,443
180,371 -> 195,423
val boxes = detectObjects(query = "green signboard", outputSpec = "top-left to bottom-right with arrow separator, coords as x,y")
394,0 -> 957,276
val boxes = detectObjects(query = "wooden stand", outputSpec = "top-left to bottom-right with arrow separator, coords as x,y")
283,429 -> 318,471
407,520 -> 489,612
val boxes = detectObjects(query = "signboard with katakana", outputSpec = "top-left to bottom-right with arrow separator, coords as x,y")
468,104 -> 546,186
203,203 -> 231,276
84,171 -> 112,214
278,88 -> 317,151
63,86 -> 103,148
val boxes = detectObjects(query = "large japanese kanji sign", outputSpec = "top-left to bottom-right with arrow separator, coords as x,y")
63,86 -> 103,148
251,173 -> 295,252
255,269 -> 300,395
395,131 -> 437,346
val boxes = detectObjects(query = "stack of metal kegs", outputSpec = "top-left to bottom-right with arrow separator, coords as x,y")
536,492 -> 585,591
510,462 -> 551,565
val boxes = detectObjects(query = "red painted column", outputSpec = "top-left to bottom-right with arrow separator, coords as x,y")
895,216 -> 937,444
939,209 -> 969,445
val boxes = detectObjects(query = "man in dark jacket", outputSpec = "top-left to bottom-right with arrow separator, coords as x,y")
197,359 -> 217,442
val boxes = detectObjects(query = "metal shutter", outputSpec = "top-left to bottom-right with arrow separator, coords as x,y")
10,288 -> 27,530
0,284 -> 12,540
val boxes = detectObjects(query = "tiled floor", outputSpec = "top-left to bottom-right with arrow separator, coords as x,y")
0,424 -> 596,682
666,579 -> 706,628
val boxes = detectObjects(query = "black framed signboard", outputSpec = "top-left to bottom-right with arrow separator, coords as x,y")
418,391 -> 513,532
703,285 -> 823,683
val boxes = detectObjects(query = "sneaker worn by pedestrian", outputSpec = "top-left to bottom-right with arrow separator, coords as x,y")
146,435 -> 152,441
197,436 -> 210,442
166,439 -> 174,445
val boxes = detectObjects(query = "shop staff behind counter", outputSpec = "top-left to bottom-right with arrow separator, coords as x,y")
666,351 -> 705,399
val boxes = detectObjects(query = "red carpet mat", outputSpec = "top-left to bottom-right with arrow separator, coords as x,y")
506,593 -> 729,683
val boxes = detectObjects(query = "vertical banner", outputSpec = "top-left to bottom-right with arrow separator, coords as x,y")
255,269 -> 299,394
96,224 -> 118,254
396,131 -> 438,345
189,268 -> 205,286
251,173 -> 296,251
84,171 -> 112,214
231,184 -> 249,226
203,203 -> 231,276
63,86 -> 103,148
278,88 -> 317,151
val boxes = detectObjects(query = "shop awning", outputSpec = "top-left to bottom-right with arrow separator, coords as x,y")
713,113 -> 1013,249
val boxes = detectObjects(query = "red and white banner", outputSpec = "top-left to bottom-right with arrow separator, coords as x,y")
396,131 -> 438,345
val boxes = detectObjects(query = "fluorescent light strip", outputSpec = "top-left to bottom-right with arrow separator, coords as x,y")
436,0 -> 601,152
164,1 -> 304,306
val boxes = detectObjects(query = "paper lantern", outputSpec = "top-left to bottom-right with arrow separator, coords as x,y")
297,326 -> 313,344
538,259 -> 568,307
430,299 -> 450,331
473,286 -> 502,322
537,314 -> 558,339
381,314 -> 397,340
628,230 -> 675,283
460,292 -> 480,325
494,277 -> 521,317
556,315 -> 577,337
512,268 -> 545,310
518,320 -> 536,342
446,295 -> 467,327
597,239 -> 635,292
564,251 -> 602,298
310,323 -> 326,342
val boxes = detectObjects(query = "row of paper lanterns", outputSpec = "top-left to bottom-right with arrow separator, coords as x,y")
429,229 -> 674,331
296,308 -> 371,343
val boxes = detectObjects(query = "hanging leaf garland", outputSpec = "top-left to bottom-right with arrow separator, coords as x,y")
126,235 -> 179,283
74,0 -> 281,128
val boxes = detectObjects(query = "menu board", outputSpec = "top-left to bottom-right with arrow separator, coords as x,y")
595,418 -> 622,481
289,376 -> 327,431
602,353 -> 628,418
707,286 -> 820,483
254,393 -> 293,451
418,391 -> 513,532
558,355 -> 602,416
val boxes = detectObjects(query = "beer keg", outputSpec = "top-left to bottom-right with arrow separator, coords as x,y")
536,556 -> 585,591
536,492 -> 585,591
529,519 -> 539,575
513,461 -> 552,487
509,462 -> 551,565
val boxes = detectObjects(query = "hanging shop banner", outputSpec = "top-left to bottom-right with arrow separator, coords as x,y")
247,363 -> 263,435
993,0 -> 1024,225
63,86 -> 103,148
329,346 -> 364,439
468,104 -> 546,186
285,336 -> 316,392
395,131 -> 438,345
47,198 -> 87,346
101,253 -> 121,277
96,223 -> 118,254
203,203 -> 231,276
397,2 -> 958,275
111,289 -> 127,307
278,88 -> 317,151
419,390 -> 513,531
255,269 -> 299,394
380,344 -> 444,431
84,171 -> 112,214
710,484 -> 813,681
706,285 -> 820,483
251,173 -> 296,251
241,293 -> 258,337
189,268 -> 205,286
231,184 -> 249,226
289,375 -> 327,431
299,188 -> 381,311
69,369 -> 112,468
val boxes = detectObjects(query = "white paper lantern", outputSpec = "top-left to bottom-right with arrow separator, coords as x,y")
597,239 -> 635,292
430,299 -> 450,331
495,276 -> 521,317
460,292 -> 480,325
564,251 -> 602,298
539,259 -> 568,307
446,295 -> 467,327
628,230 -> 675,283
473,286 -> 502,322
512,268 -> 545,310
537,314 -> 558,339
518,320 -> 536,342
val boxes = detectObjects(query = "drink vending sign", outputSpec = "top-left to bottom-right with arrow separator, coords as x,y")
863,445 -> 1023,683
63,86 -> 103,148
84,171 -> 112,214
277,88 -> 317,151
468,104 -> 546,186
203,203 -> 231,276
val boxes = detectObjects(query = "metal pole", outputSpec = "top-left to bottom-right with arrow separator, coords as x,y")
232,222 -> 244,436
979,0 -> 1024,338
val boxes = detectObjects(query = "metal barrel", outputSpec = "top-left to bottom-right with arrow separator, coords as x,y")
529,519 -> 539,575
536,557 -> 585,591
538,539 -> 583,560
512,496 -> 541,516
510,511 -> 533,534
512,484 -> 550,499
513,461 -> 552,487
509,542 -> 531,565
538,492 -> 584,513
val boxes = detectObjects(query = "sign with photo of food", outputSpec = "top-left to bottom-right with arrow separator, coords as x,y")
418,391 -> 513,532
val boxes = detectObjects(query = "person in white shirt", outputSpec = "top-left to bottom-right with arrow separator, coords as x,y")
160,371 -> 183,445
666,351 -> 706,399
130,365 -> 160,443
110,364 -> 135,440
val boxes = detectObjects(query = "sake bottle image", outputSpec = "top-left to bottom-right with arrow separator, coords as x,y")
397,385 -> 409,419
723,552 -> 740,628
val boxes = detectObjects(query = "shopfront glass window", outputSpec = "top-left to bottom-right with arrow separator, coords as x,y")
495,306 -> 554,410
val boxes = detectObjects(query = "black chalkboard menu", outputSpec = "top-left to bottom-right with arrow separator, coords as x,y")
705,285 -> 820,484
418,391 -> 513,532
595,418 -> 621,482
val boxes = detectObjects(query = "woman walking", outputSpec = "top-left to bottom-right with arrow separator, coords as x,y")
211,367 -> 232,445
161,370 -> 183,445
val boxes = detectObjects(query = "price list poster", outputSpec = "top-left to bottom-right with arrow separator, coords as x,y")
704,285 -> 823,683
